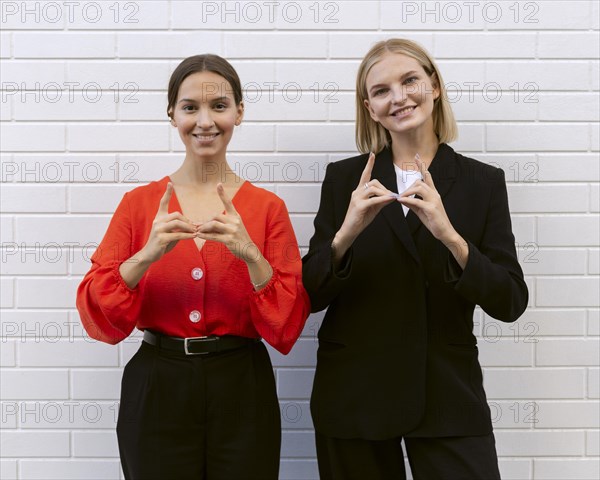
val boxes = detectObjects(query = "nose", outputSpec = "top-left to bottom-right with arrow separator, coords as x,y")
195,108 -> 214,129
390,85 -> 407,104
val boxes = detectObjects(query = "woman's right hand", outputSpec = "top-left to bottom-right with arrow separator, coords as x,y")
139,182 -> 198,264
335,153 -> 397,247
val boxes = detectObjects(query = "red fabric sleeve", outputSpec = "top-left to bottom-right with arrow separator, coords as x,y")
248,199 -> 311,355
76,192 -> 146,344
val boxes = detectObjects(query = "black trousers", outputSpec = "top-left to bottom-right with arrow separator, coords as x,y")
116,340 -> 281,480
315,431 -> 501,480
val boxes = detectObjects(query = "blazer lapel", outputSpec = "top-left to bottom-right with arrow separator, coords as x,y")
372,148 -> 421,265
406,143 -> 457,236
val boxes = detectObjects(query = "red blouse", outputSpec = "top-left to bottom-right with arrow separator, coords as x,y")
76,176 -> 311,355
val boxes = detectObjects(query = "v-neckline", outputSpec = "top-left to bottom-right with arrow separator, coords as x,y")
165,176 -> 248,254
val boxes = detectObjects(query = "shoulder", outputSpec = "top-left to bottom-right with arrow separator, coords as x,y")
452,148 -> 504,184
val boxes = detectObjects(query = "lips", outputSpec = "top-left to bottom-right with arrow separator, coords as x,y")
192,133 -> 219,140
391,106 -> 416,117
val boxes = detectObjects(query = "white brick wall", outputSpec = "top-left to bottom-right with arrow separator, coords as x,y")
0,1 -> 598,479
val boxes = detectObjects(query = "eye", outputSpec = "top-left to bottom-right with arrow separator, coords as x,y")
182,105 -> 196,112
404,76 -> 418,85
213,102 -> 228,110
373,87 -> 388,97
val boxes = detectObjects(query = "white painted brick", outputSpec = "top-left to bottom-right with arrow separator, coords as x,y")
539,93 -> 600,121
68,124 -> 169,152
508,184 -> 588,213
20,459 -> 120,479
537,278 -> 599,307
477,339 -> 532,367
588,368 -> 599,399
119,333 -> 144,366
534,459 -> 599,480
381,1 -> 484,30
488,400 -> 540,429
281,431 -> 316,458
0,32 -> 10,58
67,0 -> 169,29
330,32 -> 433,59
243,91 -> 328,122
16,215 -> 110,245
13,91 -> 116,121
592,122 -> 599,151
497,459 -> 531,480
591,183 -> 599,213
71,370 -> 122,399
511,215 -> 536,244
67,61 -> 171,90
276,185 -> 322,214
587,430 -> 600,456
225,33 -> 327,58
435,33 -> 536,58
280,459 -> 318,480
290,214 -> 316,247
0,123 -> 65,151
1,401 -> 17,428
1,245 -> 68,275
16,278 -> 81,308
19,401 -> 119,429
69,185 -> 132,213
0,310 -> 71,340
486,61 -> 590,91
1,277 -> 14,308
483,310 -> 586,337
328,92 -> 355,122
451,93 -> 537,122
484,368 -> 584,399
537,154 -> 600,182
6,154 -> 119,183
277,124 -> 354,152
0,94 -> 11,120
280,401 -> 313,430
1,216 -> 14,242
20,339 -> 118,367
13,33 -> 115,58
277,368 -> 314,399
0,341 -> 15,367
518,248 -> 587,275
592,60 -> 599,90
536,338 -> 599,366
538,32 -> 600,59
72,431 -> 119,457
0,431 -> 69,457
495,431 -> 584,456
230,154 -> 329,183
172,0 -> 274,29
487,124 -> 589,152
448,124 -> 485,152
117,154 -> 180,183
0,460 -> 17,480
267,338 -> 317,367
118,92 -> 165,121
534,401 -> 600,428
1,184 -> 66,212
538,215 -> 600,247
488,0 -> 591,30
275,61 -> 358,91
589,309 -> 600,336
593,0 -> 600,29
437,61 -> 486,87
118,32 -> 222,58
0,60 -> 66,85
0,370 -> 68,399
277,1 -> 378,30
0,1 -> 65,29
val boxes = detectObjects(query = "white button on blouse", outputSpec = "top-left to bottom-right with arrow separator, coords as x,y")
189,310 -> 201,323
191,267 -> 204,280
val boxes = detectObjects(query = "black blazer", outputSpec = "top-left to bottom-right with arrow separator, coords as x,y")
302,143 -> 528,440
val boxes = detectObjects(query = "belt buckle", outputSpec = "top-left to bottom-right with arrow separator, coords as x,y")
184,335 -> 218,355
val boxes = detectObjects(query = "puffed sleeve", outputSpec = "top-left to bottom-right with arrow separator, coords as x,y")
248,199 -> 311,355
76,192 -> 145,344
444,168 -> 528,322
302,161 -> 353,312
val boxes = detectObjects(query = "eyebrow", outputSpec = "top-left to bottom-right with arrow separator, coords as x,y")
177,96 -> 231,104
369,70 -> 419,93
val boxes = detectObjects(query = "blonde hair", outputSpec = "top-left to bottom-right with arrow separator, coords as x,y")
355,38 -> 458,154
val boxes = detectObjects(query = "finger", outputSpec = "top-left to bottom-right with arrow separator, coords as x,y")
162,232 -> 198,242
158,182 -> 173,215
368,179 -> 396,196
198,220 -> 230,235
366,194 -> 398,206
159,219 -> 198,234
397,195 -> 425,209
217,183 -> 237,215
363,185 -> 396,199
415,153 -> 435,189
358,152 -> 376,186
162,211 -> 193,224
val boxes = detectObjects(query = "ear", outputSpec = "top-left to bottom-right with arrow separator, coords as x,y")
431,74 -> 441,101
364,98 -> 380,123
235,101 -> 244,126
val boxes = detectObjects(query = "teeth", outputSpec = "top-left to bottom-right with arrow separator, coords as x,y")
394,106 -> 415,115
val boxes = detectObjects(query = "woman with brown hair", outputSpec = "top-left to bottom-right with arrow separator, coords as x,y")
303,38 -> 528,479
77,54 -> 310,479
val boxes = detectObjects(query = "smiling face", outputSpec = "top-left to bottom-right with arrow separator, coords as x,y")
170,71 -> 244,159
364,52 -> 439,140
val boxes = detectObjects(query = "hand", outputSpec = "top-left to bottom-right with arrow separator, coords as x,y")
196,183 -> 259,263
140,182 -> 198,263
397,154 -> 457,243
337,152 -> 398,243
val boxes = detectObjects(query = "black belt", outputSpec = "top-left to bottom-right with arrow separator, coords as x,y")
143,330 -> 259,356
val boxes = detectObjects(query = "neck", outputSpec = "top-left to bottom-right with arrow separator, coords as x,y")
171,153 -> 241,188
389,128 -> 439,170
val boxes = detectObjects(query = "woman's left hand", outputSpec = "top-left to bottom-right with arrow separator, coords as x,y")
196,183 -> 260,263
397,155 -> 457,244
